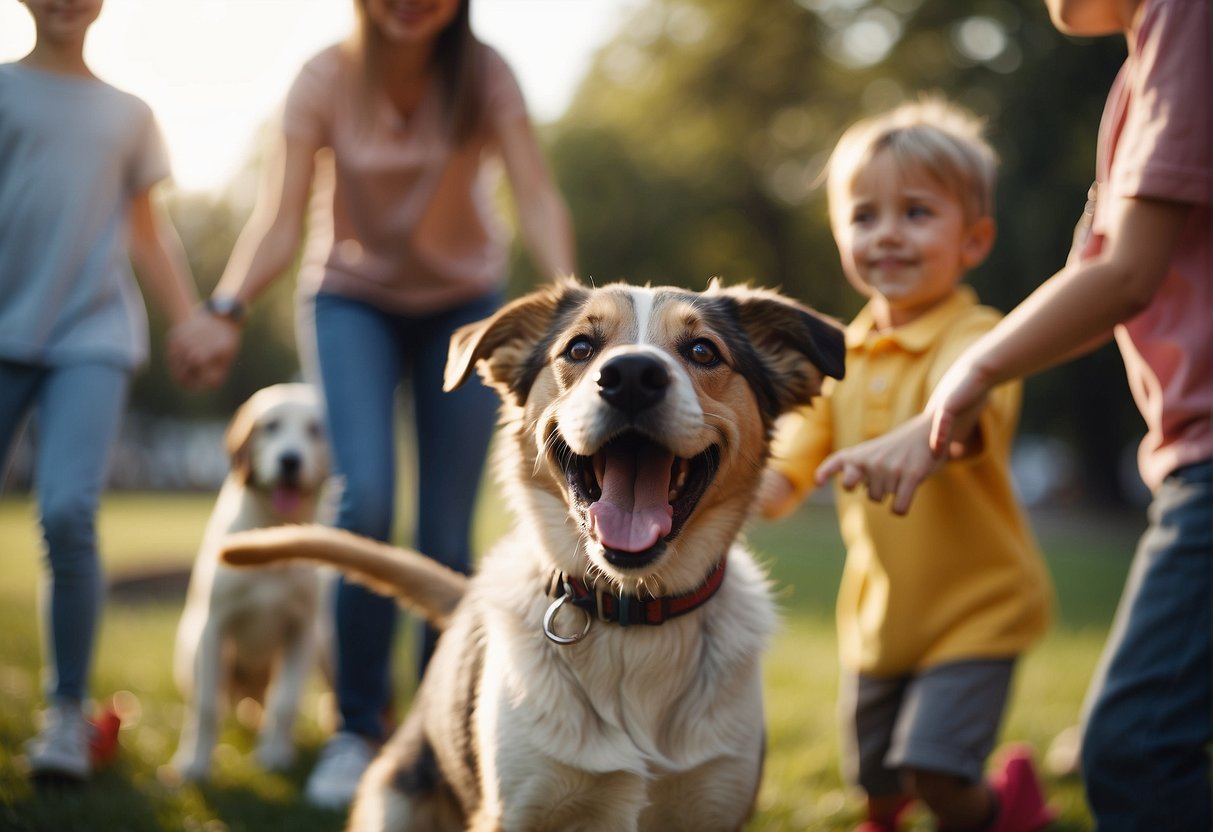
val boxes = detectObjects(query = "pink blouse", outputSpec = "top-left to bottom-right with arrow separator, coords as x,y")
283,43 -> 527,315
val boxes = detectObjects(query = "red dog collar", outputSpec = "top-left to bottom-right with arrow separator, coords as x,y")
545,559 -> 727,638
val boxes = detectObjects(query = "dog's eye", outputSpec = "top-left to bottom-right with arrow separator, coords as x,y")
307,421 -> 323,439
685,339 -> 721,367
565,337 -> 595,363
263,419 -> 281,434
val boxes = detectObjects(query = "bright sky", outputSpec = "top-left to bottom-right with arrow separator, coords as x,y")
0,0 -> 638,193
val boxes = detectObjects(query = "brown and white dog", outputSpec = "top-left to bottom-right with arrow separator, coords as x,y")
222,279 -> 844,830
170,383 -> 330,782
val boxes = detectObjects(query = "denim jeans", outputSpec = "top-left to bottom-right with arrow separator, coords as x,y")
1081,459 -> 1212,830
306,291 -> 501,740
0,360 -> 130,702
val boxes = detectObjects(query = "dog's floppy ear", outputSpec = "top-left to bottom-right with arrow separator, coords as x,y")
224,395 -> 259,485
711,281 -> 846,417
445,276 -> 589,406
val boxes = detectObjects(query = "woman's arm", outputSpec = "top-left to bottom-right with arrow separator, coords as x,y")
171,132 -> 318,386
496,114 -> 576,280
212,132 -> 318,303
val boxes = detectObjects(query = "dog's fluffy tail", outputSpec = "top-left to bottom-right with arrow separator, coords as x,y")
220,525 -> 466,628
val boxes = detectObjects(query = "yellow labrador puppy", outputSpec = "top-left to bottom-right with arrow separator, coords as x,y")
223,280 -> 844,830
170,383 -> 330,782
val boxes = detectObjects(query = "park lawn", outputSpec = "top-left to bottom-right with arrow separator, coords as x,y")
0,491 -> 1138,831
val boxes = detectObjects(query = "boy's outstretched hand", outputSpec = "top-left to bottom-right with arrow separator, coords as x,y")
815,413 -> 941,515
815,405 -> 983,516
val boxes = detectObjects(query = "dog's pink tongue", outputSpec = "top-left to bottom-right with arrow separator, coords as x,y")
271,486 -> 303,517
588,445 -> 674,552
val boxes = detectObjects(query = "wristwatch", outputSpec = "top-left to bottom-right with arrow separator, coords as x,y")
204,296 -> 246,324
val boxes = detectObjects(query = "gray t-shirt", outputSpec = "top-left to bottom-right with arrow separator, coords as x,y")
0,63 -> 170,370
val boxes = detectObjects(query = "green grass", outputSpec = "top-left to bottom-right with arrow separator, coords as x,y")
0,492 -> 1140,831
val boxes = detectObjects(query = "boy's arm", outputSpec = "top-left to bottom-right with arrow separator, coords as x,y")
814,308 -> 1000,515
814,406 -> 982,516
127,187 -> 198,330
928,195 -> 1190,453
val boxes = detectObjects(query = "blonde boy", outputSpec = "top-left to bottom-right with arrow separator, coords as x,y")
760,99 -> 1054,832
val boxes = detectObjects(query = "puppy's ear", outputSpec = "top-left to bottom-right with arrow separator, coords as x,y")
225,397 -> 258,485
445,277 -> 589,406
712,283 -> 846,417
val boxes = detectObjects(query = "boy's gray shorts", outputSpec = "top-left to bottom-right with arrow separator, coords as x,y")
838,658 -> 1016,797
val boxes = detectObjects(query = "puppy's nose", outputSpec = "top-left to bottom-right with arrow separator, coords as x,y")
278,452 -> 302,480
595,354 -> 669,416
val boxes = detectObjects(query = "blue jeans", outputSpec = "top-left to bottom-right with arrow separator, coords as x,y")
1081,460 -> 1212,830
306,291 -> 501,741
0,360 -> 130,703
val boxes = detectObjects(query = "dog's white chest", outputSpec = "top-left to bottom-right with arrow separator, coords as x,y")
472,602 -> 768,832
220,564 -> 316,612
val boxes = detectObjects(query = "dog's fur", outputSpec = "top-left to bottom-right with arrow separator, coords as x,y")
222,279 -> 844,830
171,382 -> 330,782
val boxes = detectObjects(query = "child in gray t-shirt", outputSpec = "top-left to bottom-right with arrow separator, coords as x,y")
0,0 -> 201,782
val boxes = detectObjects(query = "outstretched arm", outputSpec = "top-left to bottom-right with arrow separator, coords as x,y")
928,195 -> 1189,453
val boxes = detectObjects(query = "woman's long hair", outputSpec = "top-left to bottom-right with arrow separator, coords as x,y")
350,0 -> 485,145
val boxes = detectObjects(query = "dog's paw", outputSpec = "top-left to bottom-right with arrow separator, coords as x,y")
255,737 -> 297,772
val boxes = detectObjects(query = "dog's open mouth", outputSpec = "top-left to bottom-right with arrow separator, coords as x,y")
270,484 -> 305,516
556,431 -> 720,568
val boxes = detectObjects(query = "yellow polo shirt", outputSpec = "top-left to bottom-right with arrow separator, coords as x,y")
771,287 -> 1052,676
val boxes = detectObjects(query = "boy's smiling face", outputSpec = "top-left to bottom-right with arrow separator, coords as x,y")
833,148 -> 994,329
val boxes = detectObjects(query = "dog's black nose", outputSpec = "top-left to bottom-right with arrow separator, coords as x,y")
595,354 -> 669,416
278,452 -> 302,480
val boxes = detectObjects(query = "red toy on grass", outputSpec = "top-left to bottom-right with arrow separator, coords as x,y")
88,706 -> 121,766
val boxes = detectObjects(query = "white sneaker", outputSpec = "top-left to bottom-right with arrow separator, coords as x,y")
304,731 -> 376,809
25,700 -> 92,781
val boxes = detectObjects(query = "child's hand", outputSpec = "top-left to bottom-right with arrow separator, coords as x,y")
815,413 -> 942,515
